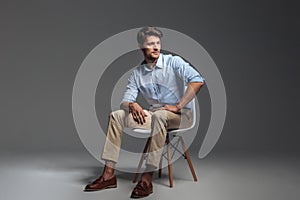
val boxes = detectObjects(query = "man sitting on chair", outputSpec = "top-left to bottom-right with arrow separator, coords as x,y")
84,26 -> 205,198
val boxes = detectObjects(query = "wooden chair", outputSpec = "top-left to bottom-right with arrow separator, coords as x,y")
132,99 -> 198,187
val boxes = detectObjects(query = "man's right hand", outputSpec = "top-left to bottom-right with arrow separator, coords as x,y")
128,102 -> 147,125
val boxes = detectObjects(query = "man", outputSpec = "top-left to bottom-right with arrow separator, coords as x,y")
84,27 -> 205,198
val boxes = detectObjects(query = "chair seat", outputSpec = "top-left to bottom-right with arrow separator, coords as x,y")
123,128 -> 151,138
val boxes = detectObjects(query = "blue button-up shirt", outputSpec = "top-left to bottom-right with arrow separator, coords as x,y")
121,53 -> 205,109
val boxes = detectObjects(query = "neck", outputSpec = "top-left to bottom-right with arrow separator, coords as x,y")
144,57 -> 158,69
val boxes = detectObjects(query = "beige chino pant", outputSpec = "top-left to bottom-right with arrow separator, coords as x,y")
101,108 -> 192,168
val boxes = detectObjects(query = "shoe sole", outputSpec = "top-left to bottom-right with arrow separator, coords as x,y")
84,184 -> 117,192
130,190 -> 153,198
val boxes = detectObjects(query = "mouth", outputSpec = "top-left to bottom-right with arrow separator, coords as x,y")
152,52 -> 159,55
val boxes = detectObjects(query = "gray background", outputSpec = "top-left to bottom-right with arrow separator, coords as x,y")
0,0 -> 299,199
1,0 -> 299,154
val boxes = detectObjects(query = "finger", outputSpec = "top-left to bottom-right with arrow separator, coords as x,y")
143,110 -> 148,117
140,111 -> 146,123
137,113 -> 143,125
132,112 -> 138,122
133,111 -> 140,124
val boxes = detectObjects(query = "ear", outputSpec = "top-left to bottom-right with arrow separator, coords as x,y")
138,43 -> 143,49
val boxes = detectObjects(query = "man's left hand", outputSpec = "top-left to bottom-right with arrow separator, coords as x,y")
163,105 -> 180,113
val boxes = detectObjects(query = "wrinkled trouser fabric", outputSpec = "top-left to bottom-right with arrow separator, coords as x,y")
101,109 -> 192,168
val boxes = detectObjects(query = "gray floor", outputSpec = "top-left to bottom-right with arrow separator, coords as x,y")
0,151 -> 299,200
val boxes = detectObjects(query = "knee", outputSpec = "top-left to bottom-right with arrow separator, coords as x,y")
151,110 -> 168,122
109,110 -> 125,121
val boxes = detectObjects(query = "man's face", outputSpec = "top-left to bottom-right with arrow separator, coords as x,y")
141,35 -> 161,60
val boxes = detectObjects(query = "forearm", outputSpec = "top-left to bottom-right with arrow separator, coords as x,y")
120,101 -> 140,112
120,101 -> 131,111
176,82 -> 204,109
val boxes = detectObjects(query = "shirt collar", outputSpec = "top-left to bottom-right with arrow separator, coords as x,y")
141,53 -> 163,72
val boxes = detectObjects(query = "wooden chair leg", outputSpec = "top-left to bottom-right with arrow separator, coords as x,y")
179,136 -> 198,182
158,153 -> 163,178
166,134 -> 173,187
133,137 -> 151,183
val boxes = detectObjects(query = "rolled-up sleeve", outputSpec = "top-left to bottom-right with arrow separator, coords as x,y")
172,56 -> 205,83
121,71 -> 139,103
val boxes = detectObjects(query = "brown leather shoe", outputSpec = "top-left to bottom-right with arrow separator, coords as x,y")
130,180 -> 153,198
84,176 -> 117,192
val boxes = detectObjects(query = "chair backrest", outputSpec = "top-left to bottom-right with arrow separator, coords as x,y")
168,97 -> 197,134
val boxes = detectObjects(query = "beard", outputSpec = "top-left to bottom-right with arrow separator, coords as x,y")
143,49 -> 160,61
